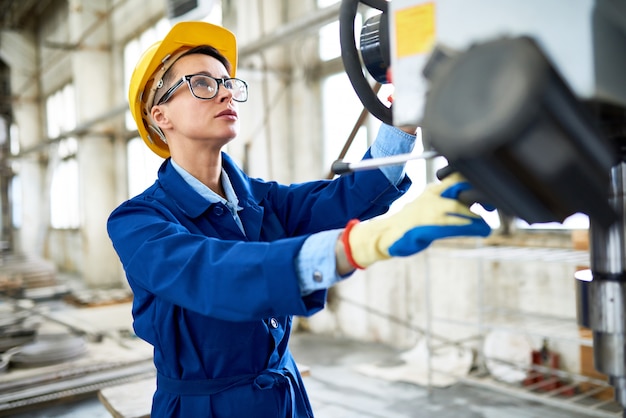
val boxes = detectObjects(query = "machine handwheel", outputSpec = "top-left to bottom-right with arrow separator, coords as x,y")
339,0 -> 393,125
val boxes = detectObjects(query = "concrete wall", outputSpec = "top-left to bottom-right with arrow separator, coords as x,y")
45,228 -> 83,272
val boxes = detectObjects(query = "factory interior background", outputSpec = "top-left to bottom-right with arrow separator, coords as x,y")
0,0 -> 624,417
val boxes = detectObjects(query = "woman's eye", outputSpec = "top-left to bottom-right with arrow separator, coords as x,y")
194,80 -> 210,89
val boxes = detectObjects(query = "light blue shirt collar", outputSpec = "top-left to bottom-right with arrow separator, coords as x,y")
170,158 -> 244,220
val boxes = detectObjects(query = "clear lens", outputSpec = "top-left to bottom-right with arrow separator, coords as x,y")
189,76 -> 218,99
227,79 -> 248,102
188,75 -> 248,102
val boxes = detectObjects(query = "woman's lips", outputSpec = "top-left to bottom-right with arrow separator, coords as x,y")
216,109 -> 238,119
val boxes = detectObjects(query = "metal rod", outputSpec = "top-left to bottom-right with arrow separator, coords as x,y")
331,150 -> 438,175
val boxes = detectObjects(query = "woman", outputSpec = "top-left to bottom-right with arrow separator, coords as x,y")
107,21 -> 489,418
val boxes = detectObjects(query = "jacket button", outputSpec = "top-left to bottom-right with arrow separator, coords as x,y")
313,271 -> 323,283
213,205 -> 224,216
269,318 -> 279,329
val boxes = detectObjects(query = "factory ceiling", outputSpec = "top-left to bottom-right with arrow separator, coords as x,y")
0,0 -> 51,30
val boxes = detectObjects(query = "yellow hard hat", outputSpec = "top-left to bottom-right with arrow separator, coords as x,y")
128,21 -> 238,158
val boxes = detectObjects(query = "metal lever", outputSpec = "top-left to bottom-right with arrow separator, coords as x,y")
331,150 -> 438,175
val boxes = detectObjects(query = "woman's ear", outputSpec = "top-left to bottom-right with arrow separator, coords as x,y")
151,105 -> 172,130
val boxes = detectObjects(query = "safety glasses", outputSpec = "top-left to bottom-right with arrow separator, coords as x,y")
156,74 -> 248,105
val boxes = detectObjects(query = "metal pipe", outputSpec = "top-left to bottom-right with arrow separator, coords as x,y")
331,150 -> 438,175
588,161 -> 626,411
12,104 -> 128,158
590,164 -> 626,272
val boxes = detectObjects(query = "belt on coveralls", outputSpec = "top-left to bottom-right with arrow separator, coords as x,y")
156,367 -> 311,417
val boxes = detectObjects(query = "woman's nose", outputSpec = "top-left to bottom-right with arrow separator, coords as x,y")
218,87 -> 234,103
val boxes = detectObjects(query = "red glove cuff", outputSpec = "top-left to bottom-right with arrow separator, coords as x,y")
342,219 -> 365,270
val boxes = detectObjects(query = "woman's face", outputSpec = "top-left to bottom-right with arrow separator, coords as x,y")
155,53 -> 240,150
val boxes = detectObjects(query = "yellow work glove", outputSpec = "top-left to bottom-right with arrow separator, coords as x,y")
342,173 -> 491,269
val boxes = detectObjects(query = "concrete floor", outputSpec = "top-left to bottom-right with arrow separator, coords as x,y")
289,333 -> 615,418
7,332 -> 620,418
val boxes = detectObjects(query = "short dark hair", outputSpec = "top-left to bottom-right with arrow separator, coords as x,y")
154,45 -> 232,105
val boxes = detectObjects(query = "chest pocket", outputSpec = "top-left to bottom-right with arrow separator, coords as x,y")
257,206 -> 289,241
201,203 -> 246,240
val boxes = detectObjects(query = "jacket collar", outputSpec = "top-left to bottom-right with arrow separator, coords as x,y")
158,154 -> 260,219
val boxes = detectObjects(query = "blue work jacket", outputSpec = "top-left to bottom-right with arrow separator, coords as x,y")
107,152 -> 411,417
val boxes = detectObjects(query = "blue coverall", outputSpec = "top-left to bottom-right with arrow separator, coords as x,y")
107,146 -> 411,417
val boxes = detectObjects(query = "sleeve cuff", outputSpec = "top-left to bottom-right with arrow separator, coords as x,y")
371,124 -> 417,185
296,229 -> 349,296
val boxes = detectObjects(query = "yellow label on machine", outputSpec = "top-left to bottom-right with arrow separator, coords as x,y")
395,2 -> 436,58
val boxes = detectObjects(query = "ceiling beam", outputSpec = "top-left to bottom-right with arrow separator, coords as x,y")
239,2 -> 340,58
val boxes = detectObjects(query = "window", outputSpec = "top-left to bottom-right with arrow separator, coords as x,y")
49,153 -> 79,228
10,175 -> 21,229
122,20 -> 172,197
47,84 -> 80,229
319,20 -> 341,62
124,19 -> 172,131
9,123 -> 20,228
321,72 -> 368,170
126,137 -> 162,197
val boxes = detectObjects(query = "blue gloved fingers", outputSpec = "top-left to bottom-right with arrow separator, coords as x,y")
447,213 -> 492,236
440,181 -> 496,212
387,215 -> 491,257
440,181 -> 472,200
479,202 -> 497,212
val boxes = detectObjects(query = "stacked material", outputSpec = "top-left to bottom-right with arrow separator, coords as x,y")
0,303 -> 154,415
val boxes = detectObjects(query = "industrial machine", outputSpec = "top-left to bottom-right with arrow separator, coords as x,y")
339,0 -> 626,413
